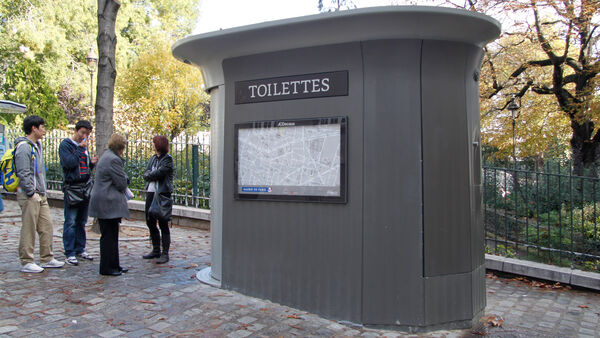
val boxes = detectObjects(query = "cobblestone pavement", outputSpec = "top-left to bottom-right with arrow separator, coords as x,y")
0,199 -> 599,337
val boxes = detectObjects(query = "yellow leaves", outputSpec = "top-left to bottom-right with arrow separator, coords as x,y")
116,37 -> 209,138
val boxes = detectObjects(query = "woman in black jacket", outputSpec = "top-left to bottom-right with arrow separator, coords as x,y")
142,135 -> 174,264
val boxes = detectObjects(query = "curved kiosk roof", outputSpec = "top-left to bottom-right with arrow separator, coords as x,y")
173,6 -> 500,89
174,6 -> 500,332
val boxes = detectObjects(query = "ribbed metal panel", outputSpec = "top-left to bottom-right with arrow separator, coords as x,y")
465,45 -> 486,271
361,39 -> 425,325
422,40 -> 472,277
424,272 -> 473,325
221,43 -> 364,322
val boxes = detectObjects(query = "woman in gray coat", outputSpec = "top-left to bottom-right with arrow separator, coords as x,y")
88,134 -> 129,276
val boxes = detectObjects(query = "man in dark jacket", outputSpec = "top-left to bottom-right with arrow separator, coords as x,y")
59,120 -> 98,266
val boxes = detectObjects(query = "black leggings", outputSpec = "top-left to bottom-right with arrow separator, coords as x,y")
145,192 -> 171,253
99,218 -> 121,274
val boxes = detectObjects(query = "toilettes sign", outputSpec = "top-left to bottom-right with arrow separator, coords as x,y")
235,71 -> 348,104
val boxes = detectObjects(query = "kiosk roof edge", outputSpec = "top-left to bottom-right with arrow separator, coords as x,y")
0,100 -> 27,114
172,6 -> 501,89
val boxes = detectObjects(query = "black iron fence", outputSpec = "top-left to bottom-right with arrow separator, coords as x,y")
484,163 -> 600,272
5,128 -> 211,209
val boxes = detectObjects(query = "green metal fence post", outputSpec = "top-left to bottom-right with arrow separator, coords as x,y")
192,144 -> 199,197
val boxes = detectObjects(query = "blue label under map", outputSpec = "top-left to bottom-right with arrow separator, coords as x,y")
241,186 -> 271,193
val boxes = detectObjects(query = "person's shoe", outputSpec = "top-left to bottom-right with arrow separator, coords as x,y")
41,259 -> 65,268
156,253 -> 169,264
77,252 -> 93,261
100,270 -> 122,276
142,251 -> 161,259
118,266 -> 129,273
21,263 -> 44,273
66,256 -> 78,266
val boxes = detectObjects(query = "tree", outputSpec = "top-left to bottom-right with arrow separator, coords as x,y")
117,38 -> 209,140
477,0 -> 600,175
318,0 -> 356,11
2,59 -> 66,129
0,0 -> 202,130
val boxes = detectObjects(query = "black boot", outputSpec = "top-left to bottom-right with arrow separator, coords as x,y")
142,250 -> 160,259
155,231 -> 170,264
156,252 -> 169,264
142,234 -> 161,259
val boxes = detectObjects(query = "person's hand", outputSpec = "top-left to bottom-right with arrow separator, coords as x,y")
79,137 -> 88,148
91,155 -> 98,164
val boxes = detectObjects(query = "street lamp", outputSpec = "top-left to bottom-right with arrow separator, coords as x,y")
507,99 -> 520,167
85,46 -> 98,113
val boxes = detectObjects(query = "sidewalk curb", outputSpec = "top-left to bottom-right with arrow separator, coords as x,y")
485,254 -> 600,291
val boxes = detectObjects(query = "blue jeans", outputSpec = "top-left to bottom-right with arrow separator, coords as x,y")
63,203 -> 89,257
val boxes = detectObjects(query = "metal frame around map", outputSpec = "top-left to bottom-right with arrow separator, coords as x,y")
234,116 -> 347,203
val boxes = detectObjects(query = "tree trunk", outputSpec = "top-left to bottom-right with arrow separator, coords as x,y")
570,119 -> 599,177
92,0 -> 120,234
95,0 -> 120,157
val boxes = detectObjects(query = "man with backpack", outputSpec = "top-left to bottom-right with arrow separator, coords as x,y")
15,115 -> 64,273
59,120 -> 98,266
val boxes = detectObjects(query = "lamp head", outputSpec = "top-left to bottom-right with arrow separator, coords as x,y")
507,100 -> 519,118
85,46 -> 98,71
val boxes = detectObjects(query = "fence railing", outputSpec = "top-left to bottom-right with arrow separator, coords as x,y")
5,128 -> 211,209
483,164 -> 600,272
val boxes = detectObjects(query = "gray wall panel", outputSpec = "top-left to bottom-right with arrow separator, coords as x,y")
222,43 -> 364,322
422,41 -> 471,276
361,40 -> 425,325
471,264 -> 487,317
424,272 -> 473,325
465,46 -> 486,270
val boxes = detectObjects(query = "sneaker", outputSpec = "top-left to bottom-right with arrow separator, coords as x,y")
66,256 -> 78,266
77,251 -> 93,261
41,259 -> 65,268
21,263 -> 44,273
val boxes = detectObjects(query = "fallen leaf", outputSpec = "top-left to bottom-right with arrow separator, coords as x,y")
485,315 -> 503,327
287,314 -> 303,319
237,323 -> 251,330
579,305 -> 590,309
138,300 -> 156,304
184,263 -> 199,270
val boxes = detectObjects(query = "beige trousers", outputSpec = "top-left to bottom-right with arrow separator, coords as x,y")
17,192 -> 54,265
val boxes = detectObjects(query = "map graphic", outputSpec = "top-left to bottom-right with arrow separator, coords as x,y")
237,122 -> 341,197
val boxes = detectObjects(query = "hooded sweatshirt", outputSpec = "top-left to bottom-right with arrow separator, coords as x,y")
14,136 -> 46,196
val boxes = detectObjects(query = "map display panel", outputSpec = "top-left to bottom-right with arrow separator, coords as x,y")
235,117 -> 347,202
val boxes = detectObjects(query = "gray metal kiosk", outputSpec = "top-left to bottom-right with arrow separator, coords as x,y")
173,6 -> 500,330
0,100 -> 27,156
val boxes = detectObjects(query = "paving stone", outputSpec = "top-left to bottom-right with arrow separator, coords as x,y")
237,316 -> 256,324
0,326 -> 18,334
149,321 -> 171,332
98,329 -> 126,338
125,328 -> 155,337
579,327 -> 596,335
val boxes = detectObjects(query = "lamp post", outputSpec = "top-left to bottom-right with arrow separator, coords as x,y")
85,46 -> 98,114
507,99 -> 520,168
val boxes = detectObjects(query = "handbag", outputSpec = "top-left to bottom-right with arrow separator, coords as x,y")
149,192 -> 173,222
64,179 -> 93,207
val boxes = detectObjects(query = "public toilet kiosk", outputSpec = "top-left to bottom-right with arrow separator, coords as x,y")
0,100 -> 27,156
173,6 -> 500,331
